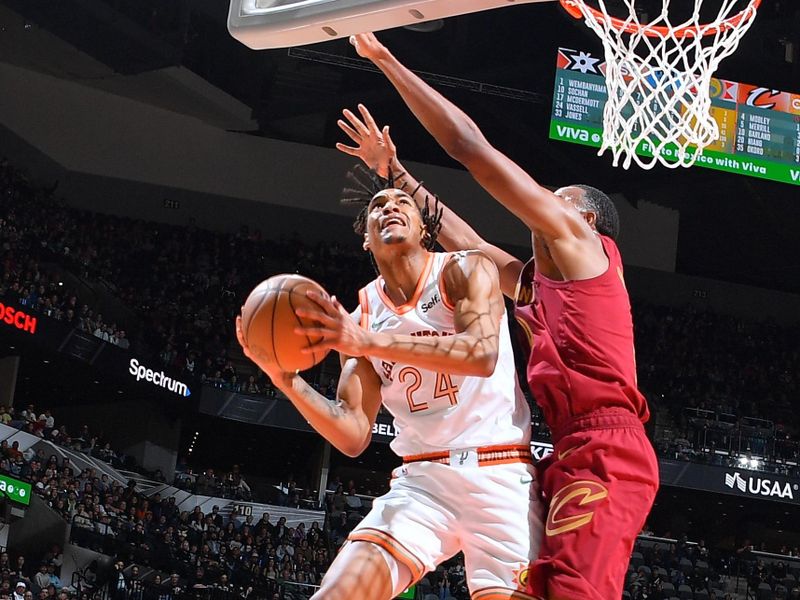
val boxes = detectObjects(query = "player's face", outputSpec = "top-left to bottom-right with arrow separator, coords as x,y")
364,189 -> 425,252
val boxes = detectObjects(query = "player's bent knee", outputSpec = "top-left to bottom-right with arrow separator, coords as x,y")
311,540 -> 409,600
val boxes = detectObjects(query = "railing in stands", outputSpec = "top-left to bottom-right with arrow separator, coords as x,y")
86,572 -> 320,600
94,580 -> 306,600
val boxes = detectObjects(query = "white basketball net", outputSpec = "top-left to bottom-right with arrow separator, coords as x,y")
564,0 -> 760,169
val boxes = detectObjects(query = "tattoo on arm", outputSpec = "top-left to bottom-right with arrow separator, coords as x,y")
295,378 -> 346,419
369,256 -> 503,371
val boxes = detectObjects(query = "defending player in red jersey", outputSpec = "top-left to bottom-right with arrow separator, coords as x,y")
343,33 -> 659,600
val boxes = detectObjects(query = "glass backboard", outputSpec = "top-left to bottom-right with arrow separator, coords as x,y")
229,0 -> 554,49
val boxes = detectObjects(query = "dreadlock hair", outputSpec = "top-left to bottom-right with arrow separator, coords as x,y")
572,184 -> 620,240
341,164 -> 443,256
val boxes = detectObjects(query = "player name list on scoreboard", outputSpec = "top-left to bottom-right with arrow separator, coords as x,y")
549,47 -> 800,185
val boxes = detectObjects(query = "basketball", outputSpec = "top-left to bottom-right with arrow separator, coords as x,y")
240,274 -> 331,372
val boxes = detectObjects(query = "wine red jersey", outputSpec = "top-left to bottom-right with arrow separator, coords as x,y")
514,235 -> 649,438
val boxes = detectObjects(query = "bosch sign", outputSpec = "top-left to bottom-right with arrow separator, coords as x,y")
0,303 -> 37,335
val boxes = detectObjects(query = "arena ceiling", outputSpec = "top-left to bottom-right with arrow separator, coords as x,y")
4,0 -> 800,291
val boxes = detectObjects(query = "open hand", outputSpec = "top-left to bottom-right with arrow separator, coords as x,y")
294,291 -> 371,357
335,104 -> 397,178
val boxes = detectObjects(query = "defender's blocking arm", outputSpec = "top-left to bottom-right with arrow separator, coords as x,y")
349,33 -> 607,281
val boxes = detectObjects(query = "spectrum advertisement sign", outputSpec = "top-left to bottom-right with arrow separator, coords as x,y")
128,358 -> 191,397
0,297 -> 194,400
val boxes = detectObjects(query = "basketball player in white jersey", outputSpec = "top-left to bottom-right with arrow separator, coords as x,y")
236,166 -> 542,600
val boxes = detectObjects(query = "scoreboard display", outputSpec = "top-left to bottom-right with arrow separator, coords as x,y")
549,48 -> 800,186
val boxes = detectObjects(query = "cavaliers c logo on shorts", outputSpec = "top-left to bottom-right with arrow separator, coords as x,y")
545,480 -> 609,537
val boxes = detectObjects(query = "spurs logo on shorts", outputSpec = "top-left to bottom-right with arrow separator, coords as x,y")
512,565 -> 532,589
545,480 -> 608,537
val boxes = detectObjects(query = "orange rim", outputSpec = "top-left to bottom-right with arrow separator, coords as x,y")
559,0 -> 761,38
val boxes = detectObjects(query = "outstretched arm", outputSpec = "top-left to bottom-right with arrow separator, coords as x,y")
336,104 -> 523,298
236,317 -> 382,457
296,252 -> 505,377
350,34 -> 607,280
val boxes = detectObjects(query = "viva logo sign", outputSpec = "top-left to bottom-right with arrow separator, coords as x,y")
725,471 -> 796,500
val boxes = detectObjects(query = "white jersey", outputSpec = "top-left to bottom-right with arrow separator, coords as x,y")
353,252 -> 531,456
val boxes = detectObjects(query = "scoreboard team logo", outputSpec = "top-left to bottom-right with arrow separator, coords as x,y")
709,78 -> 738,103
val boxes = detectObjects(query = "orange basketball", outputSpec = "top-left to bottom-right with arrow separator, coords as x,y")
240,274 -> 331,372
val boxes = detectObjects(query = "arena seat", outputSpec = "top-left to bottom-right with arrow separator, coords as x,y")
759,582 -> 776,600
680,557 -> 694,576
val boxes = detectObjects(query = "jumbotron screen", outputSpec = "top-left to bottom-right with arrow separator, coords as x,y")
549,47 -> 800,186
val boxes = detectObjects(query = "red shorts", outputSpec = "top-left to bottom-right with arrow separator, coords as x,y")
526,409 -> 659,600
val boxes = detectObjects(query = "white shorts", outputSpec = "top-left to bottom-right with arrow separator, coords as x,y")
348,452 -> 543,598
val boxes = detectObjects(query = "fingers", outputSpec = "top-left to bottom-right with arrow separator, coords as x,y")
300,340 -> 334,355
383,126 -> 397,154
236,315 -> 257,361
336,118 -> 361,143
295,325 -> 335,340
303,290 -> 339,316
357,104 -> 379,133
342,108 -> 369,136
335,142 -> 361,157
294,307 -> 337,327
235,315 -> 247,347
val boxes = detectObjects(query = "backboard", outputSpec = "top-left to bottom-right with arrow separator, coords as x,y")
228,0 -> 555,50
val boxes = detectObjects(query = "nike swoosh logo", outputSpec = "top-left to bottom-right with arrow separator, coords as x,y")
372,318 -> 400,331
520,475 -> 533,484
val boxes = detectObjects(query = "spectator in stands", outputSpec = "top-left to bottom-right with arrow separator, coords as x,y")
208,505 -> 223,529
166,574 -> 182,597
109,562 -> 128,600
33,567 -> 49,592
7,442 -> 22,462
11,557 -> 29,582
12,582 -> 26,600
44,565 -> 60,591
327,484 -> 346,521
195,469 -> 218,496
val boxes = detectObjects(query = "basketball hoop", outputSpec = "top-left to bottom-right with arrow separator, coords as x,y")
559,0 -> 762,170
